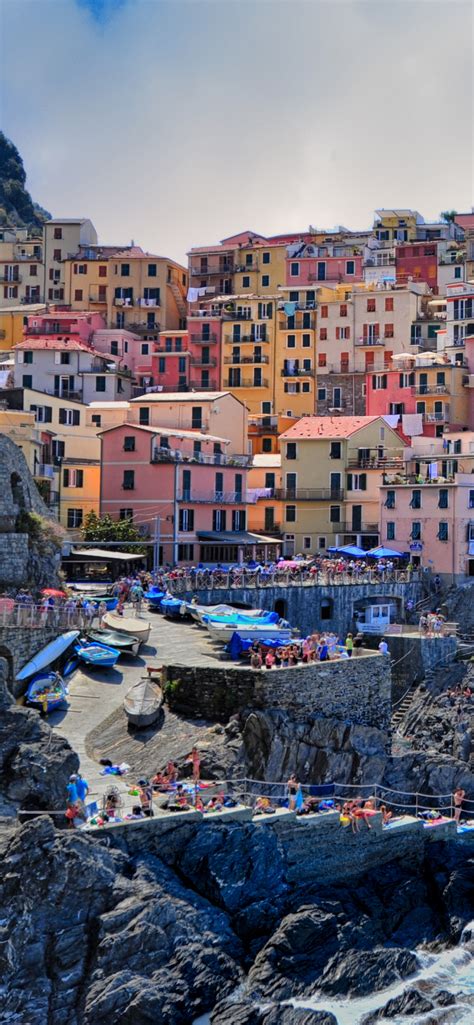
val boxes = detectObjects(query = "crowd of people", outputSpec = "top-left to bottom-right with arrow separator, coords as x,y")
247,632 -> 389,669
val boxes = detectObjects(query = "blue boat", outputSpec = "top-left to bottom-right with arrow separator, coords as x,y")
82,595 -> 118,611
203,610 -> 279,626
26,672 -> 68,713
161,597 -> 184,618
75,641 -> 120,668
63,657 -> 79,677
146,588 -> 166,609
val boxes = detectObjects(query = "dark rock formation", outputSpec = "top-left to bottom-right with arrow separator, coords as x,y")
317,946 -> 419,996
211,1004 -> 337,1025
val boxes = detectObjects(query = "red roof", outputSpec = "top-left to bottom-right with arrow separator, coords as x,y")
280,416 -> 380,440
17,337 -> 93,352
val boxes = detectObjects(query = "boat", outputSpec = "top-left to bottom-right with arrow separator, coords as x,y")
25,672 -> 68,713
207,622 -> 293,643
123,678 -> 163,727
103,613 -> 151,646
202,610 -> 279,626
75,641 -> 120,668
145,588 -> 166,608
189,603 -> 268,625
63,657 -> 79,677
87,629 -> 141,656
16,631 -> 81,681
161,597 -> 185,618
77,595 -> 118,611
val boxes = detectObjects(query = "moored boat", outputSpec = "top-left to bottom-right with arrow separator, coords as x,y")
16,631 -> 80,681
25,672 -> 68,713
207,622 -> 293,643
189,603 -> 267,625
146,588 -> 166,608
202,610 -> 279,626
103,613 -> 151,646
161,597 -> 185,618
75,641 -> 120,668
124,678 -> 163,727
87,629 -> 141,656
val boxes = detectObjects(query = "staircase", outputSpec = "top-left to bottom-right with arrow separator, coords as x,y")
169,281 -> 187,319
391,683 -> 419,730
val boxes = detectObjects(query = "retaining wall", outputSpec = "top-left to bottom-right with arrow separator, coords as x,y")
0,626 -> 60,694
385,634 -> 458,701
0,533 -> 31,587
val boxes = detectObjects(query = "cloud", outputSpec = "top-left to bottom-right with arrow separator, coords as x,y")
1,0 -> 472,265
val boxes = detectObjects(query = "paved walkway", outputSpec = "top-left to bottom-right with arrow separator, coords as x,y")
50,607 -> 221,813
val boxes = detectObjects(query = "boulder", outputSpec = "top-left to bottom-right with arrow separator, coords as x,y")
248,906 -> 339,999
317,947 -> 419,997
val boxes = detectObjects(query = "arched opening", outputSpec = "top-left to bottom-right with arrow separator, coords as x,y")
274,598 -> 287,619
320,598 -> 333,621
10,472 -> 25,509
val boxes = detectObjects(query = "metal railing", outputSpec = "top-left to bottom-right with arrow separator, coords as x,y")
0,602 -> 94,630
412,385 -> 449,395
189,356 -> 217,367
224,355 -> 269,364
162,566 -> 422,593
276,488 -> 345,501
223,334 -> 269,343
248,416 -> 278,431
234,262 -> 258,273
190,264 -> 233,276
281,367 -> 315,377
152,448 -> 250,468
35,463 -> 55,479
189,333 -> 218,343
225,377 -> 269,388
355,337 -> 384,346
423,410 -> 450,422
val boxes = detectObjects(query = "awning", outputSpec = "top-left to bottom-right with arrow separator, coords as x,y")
197,531 -> 280,546
65,548 -> 145,562
327,544 -> 366,557
366,545 -> 405,559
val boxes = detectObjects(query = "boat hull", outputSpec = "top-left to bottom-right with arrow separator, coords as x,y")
124,680 -> 163,728
16,631 -> 80,681
87,629 -> 140,656
75,642 -> 120,668
207,623 -> 293,643
103,613 -> 151,645
25,672 -> 68,713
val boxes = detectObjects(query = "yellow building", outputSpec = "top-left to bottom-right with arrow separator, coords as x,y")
0,228 -> 44,306
279,415 -> 405,556
216,294 -> 278,415
247,453 -> 283,537
0,303 -> 47,351
373,209 -> 422,245
0,407 -> 43,475
274,288 -> 317,418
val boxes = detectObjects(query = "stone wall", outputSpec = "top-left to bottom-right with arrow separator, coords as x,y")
0,533 -> 30,586
315,372 -> 367,417
386,634 -> 458,701
0,625 -> 61,695
164,651 -> 391,730
177,581 -> 422,639
0,434 -> 61,589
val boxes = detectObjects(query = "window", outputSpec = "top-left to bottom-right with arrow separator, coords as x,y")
318,387 -> 327,401
264,507 -> 275,530
454,266 -> 462,279
59,408 -> 80,426
212,509 -> 226,532
319,328 -> 328,341
30,264 -> 37,276
372,374 -> 387,390
410,521 -> 421,540
411,324 -> 422,344
333,387 -> 342,408
31,404 -> 52,424
330,441 -> 341,459
410,489 -> 421,509
302,333 -> 311,348
290,262 -> 299,277
264,472 -> 275,490
340,304 -> 347,316
438,522 -> 449,541
302,382 -> 310,393
178,543 -> 195,561
22,374 -> 32,388
95,376 -> 106,392
399,372 -> 415,388
385,297 -> 394,311
179,508 -> 195,531
347,472 -> 367,491
285,505 -> 296,522
54,227 -> 62,239
192,406 -> 202,429
74,289 -> 83,301
346,260 -> 355,275
148,263 -> 157,276
77,264 -> 87,275
320,305 -> 328,318
303,536 -> 312,550
121,263 -> 130,276
242,276 -> 250,288
438,488 -> 449,509
91,414 -> 101,427
178,357 -> 186,374
158,357 -> 165,374
53,248 -> 62,261
367,298 -> 376,312
261,275 -> 269,287
385,489 -> 396,509
287,334 -> 296,349
262,252 -> 270,264
123,470 -> 135,490
286,442 -> 297,460
318,537 -> 326,550
232,509 -> 246,531
330,506 -> 341,523
23,351 -> 33,364
123,436 -> 136,451
119,509 -> 133,520
469,490 -> 474,509
139,407 -> 150,426
63,469 -> 84,488
141,343 -> 149,355
386,522 -> 396,540
384,323 -> 394,338
262,437 -> 272,452
99,265 -> 107,278
318,355 -> 327,370
67,509 -> 83,529
60,352 -> 70,364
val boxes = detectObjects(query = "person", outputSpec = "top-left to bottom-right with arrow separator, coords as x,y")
380,804 -> 393,825
75,773 -> 89,817
318,639 -> 329,662
453,786 -> 465,824
353,632 -> 364,655
345,633 -> 354,658
265,649 -> 275,669
250,650 -> 262,670
137,778 -> 154,817
191,746 -> 200,782
130,582 -> 144,616
66,774 -> 79,808
286,774 -> 299,811
378,639 -> 389,655
128,804 -> 145,819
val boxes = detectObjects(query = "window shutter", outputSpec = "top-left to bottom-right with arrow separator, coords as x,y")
17,350 -> 24,363
375,323 -> 380,338
372,375 -> 376,389
30,404 -> 37,413
360,473 -> 367,491
63,469 -> 69,486
73,410 -> 80,426
363,323 -> 368,339
347,473 -> 353,490
409,372 -> 415,386
77,470 -> 84,488
59,408 -> 66,424
45,407 -> 52,423
54,352 -> 61,364
399,373 -> 403,388
382,375 -> 387,389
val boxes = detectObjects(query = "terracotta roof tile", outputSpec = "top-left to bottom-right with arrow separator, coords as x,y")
279,416 -> 380,440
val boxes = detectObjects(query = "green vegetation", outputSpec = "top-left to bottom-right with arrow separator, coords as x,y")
0,132 -> 51,231
16,510 -> 64,553
440,210 -> 458,224
81,511 -> 147,553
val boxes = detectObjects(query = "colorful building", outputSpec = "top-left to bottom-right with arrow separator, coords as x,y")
365,352 -> 469,437
247,453 -> 283,538
279,415 -> 405,556
0,303 -> 46,352
43,218 -> 97,303
0,227 -> 43,306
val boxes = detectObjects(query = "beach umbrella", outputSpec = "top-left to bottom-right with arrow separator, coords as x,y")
333,544 -> 367,557
41,588 -> 67,597
365,546 -> 405,559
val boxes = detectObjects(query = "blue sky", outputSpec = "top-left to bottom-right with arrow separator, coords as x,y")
1,0 -> 472,264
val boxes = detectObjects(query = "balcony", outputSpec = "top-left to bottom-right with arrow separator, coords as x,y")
154,344 -> 187,355
234,262 -> 259,273
187,381 -> 219,391
15,251 -> 43,261
277,301 -> 316,312
347,457 -> 404,470
224,334 -> 269,344
80,362 -> 132,377
127,322 -> 160,335
189,333 -> 218,343
279,315 -> 315,329
177,490 -> 246,504
138,298 -> 160,308
27,326 -> 79,336
152,448 -> 250,467
224,378 -> 269,388
34,463 -> 55,480
412,384 -> 449,395
277,488 -> 345,501
3,274 -> 22,284
222,310 -> 253,321
249,415 -> 278,433
423,410 -> 450,423
189,356 -> 217,367
223,354 -> 269,365
281,367 -> 315,377
20,294 -> 44,304
355,337 -> 384,346
190,263 -> 233,277
114,297 -> 134,307
89,291 -> 107,304
52,389 -> 82,401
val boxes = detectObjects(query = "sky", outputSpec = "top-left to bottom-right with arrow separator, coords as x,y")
1,0 -> 473,265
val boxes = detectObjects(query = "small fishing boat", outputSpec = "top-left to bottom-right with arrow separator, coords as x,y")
161,597 -> 185,618
203,610 -> 279,626
25,672 -> 68,713
75,641 -> 120,668
78,595 -> 118,611
124,679 -> 163,727
16,631 -> 80,681
146,588 -> 166,609
189,603 -> 267,625
103,613 -> 151,646
87,629 -> 141,656
63,657 -> 79,677
207,622 -> 293,643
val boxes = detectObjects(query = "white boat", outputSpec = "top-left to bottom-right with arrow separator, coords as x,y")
206,622 -> 293,643
16,631 -> 80,681
124,679 -> 163,727
189,603 -> 265,625
103,613 -> 151,646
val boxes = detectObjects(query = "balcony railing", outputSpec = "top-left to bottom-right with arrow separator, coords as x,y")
127,322 -> 160,335
234,262 -> 259,273
224,334 -> 269,344
27,326 -> 79,336
138,298 -> 160,308
3,274 -> 22,284
412,385 -> 449,395
153,448 -> 251,467
177,490 -> 245,503
346,458 -> 404,469
249,416 -> 278,432
225,378 -> 269,388
190,264 -> 233,277
52,389 -> 82,401
88,292 -> 107,303
277,488 -> 345,501
189,356 -> 217,367
221,311 -> 253,321
80,363 -> 132,376
223,355 -> 269,364
277,301 -> 316,312
189,333 -> 218,343
114,297 -> 134,307
281,367 -> 315,377
355,337 -> 384,346
423,410 -> 450,422
34,463 -> 55,479
187,381 -> 219,391
20,294 -> 44,304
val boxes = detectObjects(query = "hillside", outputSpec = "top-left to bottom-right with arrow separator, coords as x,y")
0,132 -> 51,232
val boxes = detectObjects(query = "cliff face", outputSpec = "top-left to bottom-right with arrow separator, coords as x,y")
0,131 -> 51,231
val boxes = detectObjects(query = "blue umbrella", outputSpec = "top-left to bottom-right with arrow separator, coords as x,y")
333,544 -> 367,557
366,545 -> 405,559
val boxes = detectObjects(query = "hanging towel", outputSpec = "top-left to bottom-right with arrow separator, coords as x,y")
198,287 -> 208,296
284,302 -> 296,316
187,287 -> 200,302
402,413 -> 423,436
429,461 -> 439,479
382,414 -> 400,428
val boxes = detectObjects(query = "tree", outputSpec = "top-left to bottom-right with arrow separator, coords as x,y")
440,210 -> 458,224
81,512 -> 146,553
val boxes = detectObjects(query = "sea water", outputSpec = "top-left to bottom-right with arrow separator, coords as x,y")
192,922 -> 474,1025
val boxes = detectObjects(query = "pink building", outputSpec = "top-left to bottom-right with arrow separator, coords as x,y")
100,422 -> 251,565
380,474 -> 474,582
25,309 -> 105,343
187,316 -> 221,391
149,330 -> 189,393
285,243 -> 363,286
92,328 -> 153,378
